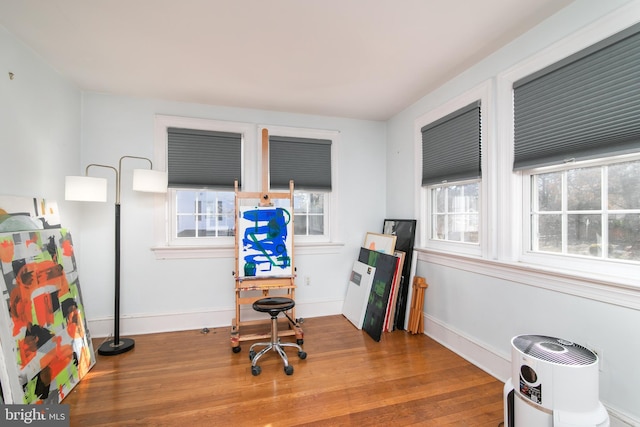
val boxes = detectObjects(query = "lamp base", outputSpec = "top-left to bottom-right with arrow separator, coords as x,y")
98,337 -> 135,356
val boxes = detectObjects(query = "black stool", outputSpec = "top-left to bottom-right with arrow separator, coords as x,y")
249,297 -> 307,376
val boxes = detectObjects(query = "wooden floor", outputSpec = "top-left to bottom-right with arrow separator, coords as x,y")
64,315 -> 505,426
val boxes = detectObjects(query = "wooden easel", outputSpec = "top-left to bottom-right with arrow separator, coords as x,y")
230,129 -> 303,352
408,276 -> 428,334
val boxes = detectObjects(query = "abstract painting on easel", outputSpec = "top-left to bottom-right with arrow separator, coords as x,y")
238,206 -> 293,278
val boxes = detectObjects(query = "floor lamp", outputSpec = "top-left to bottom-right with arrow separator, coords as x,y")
65,156 -> 167,356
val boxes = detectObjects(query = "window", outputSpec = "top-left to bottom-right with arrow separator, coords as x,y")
263,126 -> 338,243
416,82 -> 489,255
527,157 -> 640,262
154,115 -> 256,248
167,127 -> 243,243
274,192 -> 327,236
175,190 -> 235,238
431,181 -> 479,244
153,118 -> 338,252
514,22 -> 640,270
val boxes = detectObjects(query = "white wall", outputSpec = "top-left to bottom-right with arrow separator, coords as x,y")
0,26 -> 81,227
386,1 -> 640,424
77,93 -> 387,336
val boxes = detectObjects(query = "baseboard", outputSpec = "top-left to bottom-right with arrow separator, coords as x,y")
423,314 -> 511,382
87,299 -> 344,338
422,313 -> 638,427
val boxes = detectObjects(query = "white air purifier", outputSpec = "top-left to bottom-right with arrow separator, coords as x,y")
503,334 -> 609,427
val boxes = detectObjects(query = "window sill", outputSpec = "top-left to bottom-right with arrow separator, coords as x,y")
415,248 -> 640,310
151,241 -> 345,260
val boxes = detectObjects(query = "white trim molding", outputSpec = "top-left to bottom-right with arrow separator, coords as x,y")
417,249 -> 640,310
87,299 -> 343,337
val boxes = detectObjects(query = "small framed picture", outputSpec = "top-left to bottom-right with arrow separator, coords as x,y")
363,232 -> 397,254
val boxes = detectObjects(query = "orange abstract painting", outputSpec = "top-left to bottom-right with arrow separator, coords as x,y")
0,229 -> 95,404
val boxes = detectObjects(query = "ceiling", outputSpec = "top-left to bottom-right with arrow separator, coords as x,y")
0,0 -> 573,121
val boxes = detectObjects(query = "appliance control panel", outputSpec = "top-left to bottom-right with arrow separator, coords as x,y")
519,364 -> 542,404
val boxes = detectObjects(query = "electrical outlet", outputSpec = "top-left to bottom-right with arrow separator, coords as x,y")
305,276 -> 311,286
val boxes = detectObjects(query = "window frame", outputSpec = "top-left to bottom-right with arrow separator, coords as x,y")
259,125 -> 339,245
170,188 -> 237,247
429,178 -> 481,245
495,5 -> 640,289
152,115 -> 257,252
520,153 -> 640,281
415,81 -> 492,257
151,118 -> 342,258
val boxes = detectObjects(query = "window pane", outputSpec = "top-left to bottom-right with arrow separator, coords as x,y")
462,214 -> 479,243
217,193 -> 235,216
177,215 -> 196,237
433,213 -> 445,239
308,215 -> 324,236
447,184 -> 478,213
309,193 -> 324,214
218,215 -> 235,236
293,193 -> 308,213
430,181 -> 479,244
609,214 -> 640,261
609,161 -> 640,209
447,216 -> 462,242
567,167 -> 601,211
434,188 -> 445,213
198,191 -> 218,214
534,213 -> 562,253
198,216 -> 214,237
293,215 -> 307,235
567,214 -> 601,257
535,172 -> 562,211
176,191 -> 196,214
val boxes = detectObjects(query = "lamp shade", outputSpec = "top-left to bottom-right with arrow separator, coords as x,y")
132,169 -> 168,193
65,176 -> 108,202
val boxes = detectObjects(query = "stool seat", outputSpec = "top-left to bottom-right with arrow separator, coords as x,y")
253,297 -> 295,317
249,296 -> 306,376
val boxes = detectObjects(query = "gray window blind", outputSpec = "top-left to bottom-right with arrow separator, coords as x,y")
269,135 -> 332,190
167,127 -> 241,188
513,22 -> 640,170
421,101 -> 481,186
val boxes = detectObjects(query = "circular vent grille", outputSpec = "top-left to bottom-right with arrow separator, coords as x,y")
513,334 -> 597,366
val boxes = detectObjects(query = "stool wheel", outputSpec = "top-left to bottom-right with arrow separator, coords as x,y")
232,346 -> 241,353
297,339 -> 304,345
284,365 -> 294,375
298,351 -> 307,360
251,365 -> 261,376
249,350 -> 256,360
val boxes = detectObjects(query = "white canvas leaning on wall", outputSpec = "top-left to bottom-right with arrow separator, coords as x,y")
342,261 -> 376,329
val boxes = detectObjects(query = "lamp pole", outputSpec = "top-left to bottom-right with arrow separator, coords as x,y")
66,155 -> 164,356
86,156 -> 153,356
